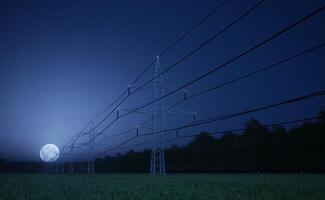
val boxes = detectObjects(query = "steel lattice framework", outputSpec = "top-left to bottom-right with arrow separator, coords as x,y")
57,3 -> 325,176
87,120 -> 95,174
150,56 -> 166,175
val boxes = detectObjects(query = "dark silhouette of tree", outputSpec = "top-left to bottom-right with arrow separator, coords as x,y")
319,107 -> 325,122
1,109 -> 325,173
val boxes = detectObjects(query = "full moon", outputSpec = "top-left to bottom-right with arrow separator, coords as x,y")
40,144 -> 60,163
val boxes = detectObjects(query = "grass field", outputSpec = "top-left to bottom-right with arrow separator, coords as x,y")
0,174 -> 325,200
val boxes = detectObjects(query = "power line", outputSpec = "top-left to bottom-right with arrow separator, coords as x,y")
187,43 -> 324,100
131,0 -> 266,95
67,116 -> 154,151
128,4 -> 325,115
130,41 -> 325,133
63,119 -> 93,148
176,116 -> 321,139
102,135 -> 138,154
70,66 -> 322,149
109,117 -> 154,139
91,0 -> 231,122
65,0 -> 230,155
158,0 -> 230,57
121,137 -> 156,149
109,127 -> 137,139
144,116 -> 322,150
138,89 -> 325,137
65,4 -> 325,157
96,89 -> 325,155
86,5 -> 324,147
79,0 -> 267,146
63,0 -> 232,150
71,61 -> 325,151
121,7 -> 324,117
131,0 -> 230,86
71,38 -> 324,153
92,90 -> 128,120
98,116 -> 321,155
95,0 -> 254,126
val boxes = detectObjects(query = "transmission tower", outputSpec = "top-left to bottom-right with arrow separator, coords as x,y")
124,56 -> 195,175
60,163 -> 65,174
87,56 -> 196,175
69,161 -> 74,174
150,56 -> 166,175
87,120 -> 95,174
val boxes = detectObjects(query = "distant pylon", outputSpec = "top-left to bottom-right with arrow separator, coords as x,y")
87,120 -> 95,174
69,161 -> 74,174
55,162 -> 59,174
150,56 -> 166,175
60,163 -> 65,173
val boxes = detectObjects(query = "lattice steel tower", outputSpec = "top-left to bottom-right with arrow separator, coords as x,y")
150,56 -> 166,175
87,120 -> 95,174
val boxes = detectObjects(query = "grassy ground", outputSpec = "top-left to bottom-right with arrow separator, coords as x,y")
0,174 -> 324,200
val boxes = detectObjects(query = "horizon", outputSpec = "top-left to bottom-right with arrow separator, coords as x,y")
0,0 -> 324,162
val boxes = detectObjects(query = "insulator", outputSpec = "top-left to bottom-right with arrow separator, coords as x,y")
193,112 -> 197,122
128,85 -> 131,95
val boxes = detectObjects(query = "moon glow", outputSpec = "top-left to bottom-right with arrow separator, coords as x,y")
40,144 -> 60,162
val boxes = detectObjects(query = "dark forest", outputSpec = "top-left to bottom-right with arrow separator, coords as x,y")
2,110 -> 324,174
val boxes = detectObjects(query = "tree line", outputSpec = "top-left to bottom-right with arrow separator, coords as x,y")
96,111 -> 325,173
1,110 -> 324,173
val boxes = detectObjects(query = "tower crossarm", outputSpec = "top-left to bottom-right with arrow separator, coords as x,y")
119,107 -> 154,115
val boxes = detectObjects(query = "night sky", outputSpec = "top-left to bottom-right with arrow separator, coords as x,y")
0,0 -> 324,161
